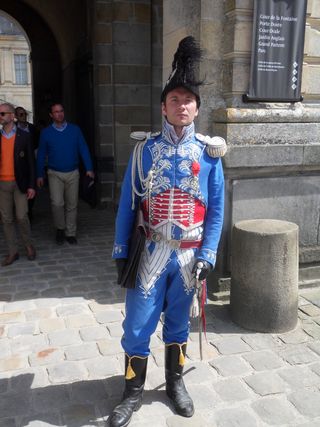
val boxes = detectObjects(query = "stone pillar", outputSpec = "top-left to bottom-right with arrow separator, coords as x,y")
230,219 -> 299,333
92,0 -> 162,204
151,0 -> 163,129
92,0 -> 116,203
163,0 -> 225,133
2,47 -> 12,83
112,1 -> 152,194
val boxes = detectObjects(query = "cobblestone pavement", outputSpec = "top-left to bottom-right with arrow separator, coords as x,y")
0,190 -> 320,427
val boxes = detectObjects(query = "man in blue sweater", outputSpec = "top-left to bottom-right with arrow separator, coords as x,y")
36,103 -> 94,244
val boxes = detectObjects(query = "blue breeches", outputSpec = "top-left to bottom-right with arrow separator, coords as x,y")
121,248 -> 195,356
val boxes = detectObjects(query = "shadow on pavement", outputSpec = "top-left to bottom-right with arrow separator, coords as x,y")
0,188 -> 123,305
0,372 -> 174,427
0,188 -> 241,335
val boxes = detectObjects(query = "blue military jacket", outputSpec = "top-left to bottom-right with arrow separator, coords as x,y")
113,121 -> 225,267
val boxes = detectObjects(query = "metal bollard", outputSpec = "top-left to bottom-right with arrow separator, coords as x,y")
230,219 -> 299,333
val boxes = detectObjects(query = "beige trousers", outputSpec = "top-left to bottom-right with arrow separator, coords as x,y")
0,181 -> 32,255
47,169 -> 79,237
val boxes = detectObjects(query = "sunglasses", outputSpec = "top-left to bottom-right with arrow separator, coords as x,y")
0,112 -> 12,117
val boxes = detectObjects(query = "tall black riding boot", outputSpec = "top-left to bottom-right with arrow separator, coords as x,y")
109,354 -> 148,427
165,343 -> 194,417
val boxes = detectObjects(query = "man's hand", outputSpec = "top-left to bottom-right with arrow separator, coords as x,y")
86,170 -> 95,179
26,188 -> 36,200
192,260 -> 213,281
116,258 -> 127,284
37,177 -> 44,188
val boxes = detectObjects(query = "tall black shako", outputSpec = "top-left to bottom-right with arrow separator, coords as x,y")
161,36 -> 203,107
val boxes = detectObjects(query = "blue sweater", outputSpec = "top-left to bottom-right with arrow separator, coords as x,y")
37,123 -> 93,177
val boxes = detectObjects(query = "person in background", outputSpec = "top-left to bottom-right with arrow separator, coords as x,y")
14,107 -> 39,151
36,102 -> 94,245
15,106 -> 39,222
0,103 -> 36,266
110,37 -> 226,427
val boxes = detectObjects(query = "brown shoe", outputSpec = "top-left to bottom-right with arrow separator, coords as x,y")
2,253 -> 19,267
26,245 -> 36,261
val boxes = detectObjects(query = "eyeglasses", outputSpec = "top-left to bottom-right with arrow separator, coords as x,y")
0,112 -> 12,116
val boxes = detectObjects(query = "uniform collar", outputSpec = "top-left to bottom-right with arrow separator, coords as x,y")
162,119 -> 194,145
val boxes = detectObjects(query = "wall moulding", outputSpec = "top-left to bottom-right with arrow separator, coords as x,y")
213,105 -> 320,123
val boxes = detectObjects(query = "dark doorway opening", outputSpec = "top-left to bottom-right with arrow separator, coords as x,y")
0,0 -> 62,128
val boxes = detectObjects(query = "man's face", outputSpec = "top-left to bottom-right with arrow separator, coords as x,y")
15,108 -> 27,123
50,104 -> 65,123
161,87 -> 199,127
0,105 -> 14,126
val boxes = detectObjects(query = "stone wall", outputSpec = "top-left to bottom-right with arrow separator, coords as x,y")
213,0 -> 320,290
154,0 -> 320,291
163,0 -> 226,133
93,0 -> 162,203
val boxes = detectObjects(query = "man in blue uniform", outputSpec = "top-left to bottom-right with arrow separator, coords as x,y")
110,36 -> 225,427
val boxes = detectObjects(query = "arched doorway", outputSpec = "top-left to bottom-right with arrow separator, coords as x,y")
0,0 -> 62,128
0,11 -> 33,120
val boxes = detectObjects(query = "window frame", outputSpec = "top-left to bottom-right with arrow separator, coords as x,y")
13,52 -> 28,85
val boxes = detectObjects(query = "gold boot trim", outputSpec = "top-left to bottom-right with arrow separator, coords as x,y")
125,354 -> 148,380
179,347 -> 185,367
165,342 -> 187,367
125,357 -> 135,380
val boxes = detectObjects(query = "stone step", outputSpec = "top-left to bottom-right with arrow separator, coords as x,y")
212,273 -> 320,301
299,279 -> 320,289
211,290 -> 230,302
299,264 -> 320,282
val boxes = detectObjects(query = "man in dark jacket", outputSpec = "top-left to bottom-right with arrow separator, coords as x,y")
14,106 -> 39,151
0,103 -> 36,266
15,106 -> 39,222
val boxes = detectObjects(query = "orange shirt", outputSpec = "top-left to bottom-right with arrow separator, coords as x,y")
0,134 -> 15,181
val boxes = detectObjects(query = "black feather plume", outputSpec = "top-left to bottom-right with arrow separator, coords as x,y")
161,36 -> 203,106
170,36 -> 202,86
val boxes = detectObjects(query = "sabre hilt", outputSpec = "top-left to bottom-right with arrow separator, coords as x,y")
195,261 -> 204,282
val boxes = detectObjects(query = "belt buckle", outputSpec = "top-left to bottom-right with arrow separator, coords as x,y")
151,232 -> 162,243
169,239 -> 181,250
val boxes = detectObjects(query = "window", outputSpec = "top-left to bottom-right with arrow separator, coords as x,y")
14,54 -> 28,85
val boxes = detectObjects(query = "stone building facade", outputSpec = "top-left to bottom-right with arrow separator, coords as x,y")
0,0 -> 318,289
0,14 -> 32,119
163,0 -> 320,291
